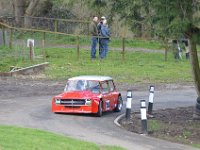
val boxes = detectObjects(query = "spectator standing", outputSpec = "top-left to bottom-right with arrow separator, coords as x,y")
89,16 -> 98,59
100,19 -> 110,59
184,40 -> 190,59
172,40 -> 182,60
97,16 -> 106,56
177,42 -> 182,59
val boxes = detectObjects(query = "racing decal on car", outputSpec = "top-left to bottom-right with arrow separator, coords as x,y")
105,100 -> 110,110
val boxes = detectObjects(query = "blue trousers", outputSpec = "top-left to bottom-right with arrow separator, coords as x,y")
91,37 -> 98,59
99,38 -> 103,55
100,39 -> 109,59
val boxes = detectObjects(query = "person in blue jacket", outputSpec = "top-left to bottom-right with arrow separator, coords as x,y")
97,16 -> 106,56
100,19 -> 110,59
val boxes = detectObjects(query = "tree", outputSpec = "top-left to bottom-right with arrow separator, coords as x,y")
68,0 -> 108,18
111,1 -> 149,37
13,0 -> 25,26
88,0 -> 107,17
24,0 -> 40,27
112,0 -> 200,97
13,0 -> 42,27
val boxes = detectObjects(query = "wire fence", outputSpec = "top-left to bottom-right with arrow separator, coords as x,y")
0,16 -> 194,83
0,16 -> 169,64
0,27 -> 166,61
0,15 -> 162,38
0,17 -> 197,83
1,16 -> 90,35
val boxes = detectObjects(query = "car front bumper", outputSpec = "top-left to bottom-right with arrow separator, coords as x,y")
52,100 -> 99,114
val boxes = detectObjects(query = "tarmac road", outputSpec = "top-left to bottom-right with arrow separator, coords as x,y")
0,81 -> 199,150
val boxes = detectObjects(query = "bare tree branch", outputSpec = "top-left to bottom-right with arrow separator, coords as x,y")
25,0 -> 40,16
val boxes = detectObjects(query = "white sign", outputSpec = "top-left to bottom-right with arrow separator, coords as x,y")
140,108 -> 147,120
141,101 -> 146,107
27,39 -> 34,47
126,98 -> 132,109
149,93 -> 154,103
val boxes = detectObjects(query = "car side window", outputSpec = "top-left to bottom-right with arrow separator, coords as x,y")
108,80 -> 115,92
101,81 -> 109,94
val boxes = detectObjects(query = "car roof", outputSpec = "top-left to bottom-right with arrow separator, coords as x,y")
68,75 -> 113,81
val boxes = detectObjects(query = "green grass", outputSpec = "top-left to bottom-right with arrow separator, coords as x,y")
110,38 -> 162,49
0,46 -> 44,72
193,144 -> 200,148
0,125 -> 125,150
148,120 -> 161,132
43,47 -> 193,83
0,45 -> 195,84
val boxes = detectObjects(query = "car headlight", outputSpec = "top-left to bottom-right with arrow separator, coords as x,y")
55,99 -> 61,104
85,99 -> 91,106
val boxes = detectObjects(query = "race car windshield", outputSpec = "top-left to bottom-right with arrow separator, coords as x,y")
64,80 -> 100,93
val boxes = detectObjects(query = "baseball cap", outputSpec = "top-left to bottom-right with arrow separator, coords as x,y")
101,16 -> 106,20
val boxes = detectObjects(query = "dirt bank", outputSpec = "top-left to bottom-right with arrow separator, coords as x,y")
120,107 -> 200,147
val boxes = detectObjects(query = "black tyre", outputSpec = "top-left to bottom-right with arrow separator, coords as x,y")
196,102 -> 200,110
195,107 -> 200,113
114,95 -> 123,112
197,97 -> 200,104
96,101 -> 103,117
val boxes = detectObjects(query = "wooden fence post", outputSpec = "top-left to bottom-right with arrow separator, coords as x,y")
9,29 -> 13,49
42,32 -> 46,60
122,37 -> 125,60
2,27 -> 6,46
54,20 -> 58,32
164,47 -> 168,61
164,40 -> 168,61
29,41 -> 33,61
77,36 -> 80,60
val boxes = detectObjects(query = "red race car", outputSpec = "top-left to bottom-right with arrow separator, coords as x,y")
52,76 -> 123,117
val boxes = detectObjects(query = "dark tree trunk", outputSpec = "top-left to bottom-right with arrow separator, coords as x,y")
14,0 -> 25,26
189,36 -> 200,97
24,0 -> 40,28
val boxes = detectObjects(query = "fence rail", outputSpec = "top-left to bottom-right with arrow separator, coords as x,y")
0,15 -> 157,39
0,16 -> 90,36
0,21 -> 129,61
0,16 -> 166,62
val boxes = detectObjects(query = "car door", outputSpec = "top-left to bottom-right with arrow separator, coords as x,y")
101,81 -> 112,111
108,80 -> 117,110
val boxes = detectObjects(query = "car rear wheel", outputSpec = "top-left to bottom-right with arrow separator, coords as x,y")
197,97 -> 200,104
96,101 -> 103,117
196,102 -> 200,110
114,95 -> 123,112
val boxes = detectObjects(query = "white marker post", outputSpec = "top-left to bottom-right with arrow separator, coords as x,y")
27,39 -> 35,61
125,90 -> 132,120
148,85 -> 155,115
140,100 -> 147,134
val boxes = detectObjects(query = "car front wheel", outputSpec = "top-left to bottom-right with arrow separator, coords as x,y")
96,101 -> 103,117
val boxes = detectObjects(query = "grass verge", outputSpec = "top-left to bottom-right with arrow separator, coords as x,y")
0,46 -> 194,84
44,47 -> 193,83
0,125 -> 125,150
